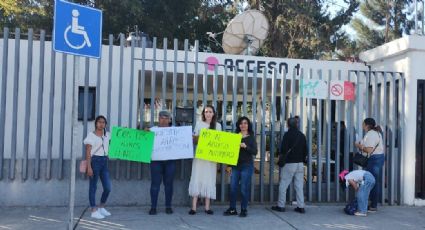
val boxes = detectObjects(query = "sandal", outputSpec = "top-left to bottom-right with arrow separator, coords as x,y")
205,209 -> 214,215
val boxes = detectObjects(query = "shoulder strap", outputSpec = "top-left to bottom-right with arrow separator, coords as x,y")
367,131 -> 381,158
91,132 -> 105,156
286,132 -> 301,158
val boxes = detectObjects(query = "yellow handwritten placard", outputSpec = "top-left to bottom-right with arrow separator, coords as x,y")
195,129 -> 242,166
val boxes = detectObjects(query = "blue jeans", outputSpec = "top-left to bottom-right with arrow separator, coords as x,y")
150,160 -> 176,209
357,171 -> 376,214
366,154 -> 385,208
89,156 -> 111,208
229,163 -> 254,210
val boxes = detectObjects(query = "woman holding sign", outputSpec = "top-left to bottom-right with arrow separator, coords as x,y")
83,115 -> 112,219
223,116 -> 257,217
188,105 -> 222,215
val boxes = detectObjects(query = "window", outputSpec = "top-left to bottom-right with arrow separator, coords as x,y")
78,86 -> 96,121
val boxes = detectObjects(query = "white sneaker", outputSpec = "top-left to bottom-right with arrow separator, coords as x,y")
354,211 -> 367,217
91,210 -> 105,219
99,207 -> 111,216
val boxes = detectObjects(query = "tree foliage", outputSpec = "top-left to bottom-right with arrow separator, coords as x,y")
0,0 -> 52,33
245,0 -> 359,59
351,0 -> 409,51
0,0 -> 234,50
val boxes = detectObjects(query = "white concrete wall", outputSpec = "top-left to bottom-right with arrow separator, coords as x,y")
360,35 -> 425,205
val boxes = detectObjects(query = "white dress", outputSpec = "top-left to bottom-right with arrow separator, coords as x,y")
188,121 -> 222,199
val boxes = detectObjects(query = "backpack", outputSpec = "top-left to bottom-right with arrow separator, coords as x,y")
344,198 -> 357,215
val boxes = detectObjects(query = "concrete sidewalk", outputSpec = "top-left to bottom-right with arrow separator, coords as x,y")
0,204 -> 424,230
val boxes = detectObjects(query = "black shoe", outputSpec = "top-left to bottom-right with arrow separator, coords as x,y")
239,209 -> 247,217
205,209 -> 214,215
367,207 -> 377,213
188,209 -> 196,215
149,208 -> 157,215
223,208 -> 238,216
271,206 -> 285,212
294,207 -> 305,214
165,208 -> 173,214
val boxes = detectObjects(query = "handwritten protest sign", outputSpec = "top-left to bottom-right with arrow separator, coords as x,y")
300,79 -> 329,99
150,126 -> 194,160
109,127 -> 154,163
195,129 -> 242,166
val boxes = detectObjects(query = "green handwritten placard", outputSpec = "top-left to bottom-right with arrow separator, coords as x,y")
109,127 -> 154,163
195,129 -> 242,166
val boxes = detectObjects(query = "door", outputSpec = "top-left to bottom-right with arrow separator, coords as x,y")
416,80 -> 425,198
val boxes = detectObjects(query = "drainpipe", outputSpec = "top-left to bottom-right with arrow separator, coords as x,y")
364,62 -> 371,117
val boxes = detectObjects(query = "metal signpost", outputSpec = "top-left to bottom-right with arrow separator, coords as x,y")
53,0 -> 102,229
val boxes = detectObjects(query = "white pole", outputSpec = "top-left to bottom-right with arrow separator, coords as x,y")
415,0 -> 419,34
68,55 -> 79,230
422,0 -> 425,35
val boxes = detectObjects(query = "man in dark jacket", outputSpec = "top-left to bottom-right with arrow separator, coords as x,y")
272,117 -> 307,214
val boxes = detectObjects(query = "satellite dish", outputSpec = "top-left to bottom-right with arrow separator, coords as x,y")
222,10 -> 269,55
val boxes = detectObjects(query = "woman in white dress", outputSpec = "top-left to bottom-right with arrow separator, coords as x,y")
188,105 -> 222,215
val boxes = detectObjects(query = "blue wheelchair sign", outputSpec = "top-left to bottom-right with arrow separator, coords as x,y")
53,0 -> 102,58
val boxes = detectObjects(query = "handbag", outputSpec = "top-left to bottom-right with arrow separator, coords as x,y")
344,198 -> 358,215
79,160 -> 87,173
80,135 -> 104,173
353,137 -> 380,167
278,133 -> 301,167
353,153 -> 369,168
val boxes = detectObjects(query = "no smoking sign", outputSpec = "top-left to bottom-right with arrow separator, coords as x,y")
331,83 -> 343,97
330,81 -> 345,100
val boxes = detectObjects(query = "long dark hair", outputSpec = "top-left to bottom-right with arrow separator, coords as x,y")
94,115 -> 108,136
235,116 -> 253,135
364,117 -> 382,134
201,105 -> 217,130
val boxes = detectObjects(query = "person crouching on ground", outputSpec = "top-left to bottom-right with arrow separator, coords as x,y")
272,117 -> 307,214
84,115 -> 112,219
223,116 -> 258,217
339,169 -> 376,217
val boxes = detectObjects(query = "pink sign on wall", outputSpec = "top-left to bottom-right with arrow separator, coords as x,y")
344,81 -> 355,101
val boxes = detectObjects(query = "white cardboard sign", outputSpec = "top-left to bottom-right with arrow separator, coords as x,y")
150,126 -> 194,161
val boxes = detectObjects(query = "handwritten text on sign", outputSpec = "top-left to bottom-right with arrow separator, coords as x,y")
109,127 -> 154,163
300,79 -> 328,99
150,126 -> 194,160
195,129 -> 242,166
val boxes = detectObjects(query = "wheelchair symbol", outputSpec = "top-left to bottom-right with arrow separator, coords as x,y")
64,9 -> 92,50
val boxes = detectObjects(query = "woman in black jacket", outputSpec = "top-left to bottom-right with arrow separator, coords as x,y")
223,116 -> 258,217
